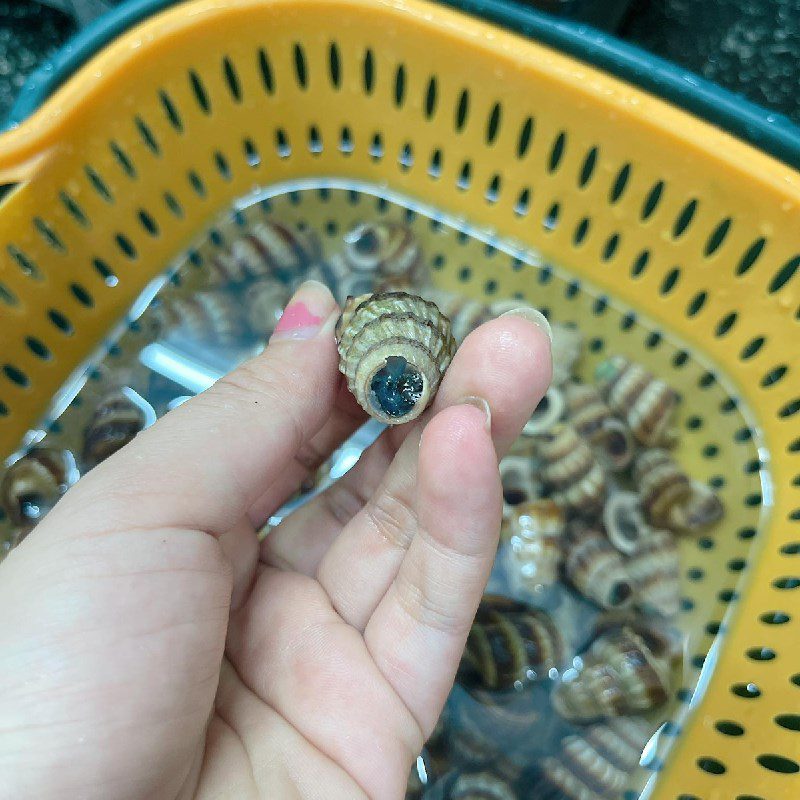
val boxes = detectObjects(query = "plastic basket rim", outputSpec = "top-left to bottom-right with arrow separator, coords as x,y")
5,0 -> 800,172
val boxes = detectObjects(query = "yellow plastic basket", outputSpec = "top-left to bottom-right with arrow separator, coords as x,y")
0,0 -> 798,796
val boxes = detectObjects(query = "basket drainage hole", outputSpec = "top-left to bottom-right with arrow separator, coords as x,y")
731,682 -> 761,698
697,757 -> 726,775
715,720 -> 744,736
757,755 -> 799,774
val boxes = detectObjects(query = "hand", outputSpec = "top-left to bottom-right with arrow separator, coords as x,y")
0,281 -> 551,800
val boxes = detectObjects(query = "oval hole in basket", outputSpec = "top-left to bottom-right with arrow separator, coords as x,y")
641,180 -> 665,220
70,283 -> 94,308
428,148 -> 442,178
188,69 -> 210,113
760,610 -> 790,625
455,89 -> 470,132
159,89 -> 183,132
573,217 -> 591,246
293,43 -> 308,89
222,55 -> 242,102
400,143 -> 415,172
779,398 -> 800,418
362,48 -> 375,94
115,234 -> 138,260
761,364 -> 787,388
740,336 -> 765,360
731,682 -> 761,698
601,233 -> 620,261
33,217 -> 66,252
773,577 -> 799,590
673,198 -> 698,238
327,42 -> 341,89
135,116 -> 160,155
338,127 -> 353,156
485,174 -> 501,203
660,267 -> 681,295
92,258 -> 118,287
578,146 -> 598,188
715,311 -> 737,336
486,102 -> 502,145
84,165 -> 113,202
775,713 -> 800,731
704,217 -> 732,256
548,131 -> 566,172
715,720 -> 744,736
59,190 -> 90,229
686,291 -> 707,316
543,202 -> 559,231
2,364 -> 29,387
631,249 -> 650,278
697,757 -> 726,775
736,237 -> 767,275
609,162 -> 631,203
424,76 -> 437,118
514,188 -> 531,217
7,245 -> 41,280
25,337 -> 51,360
768,254 -> 800,293
393,64 -> 406,107
757,755 -> 799,774
258,48 -> 275,94
0,282 -> 18,306
516,116 -> 534,158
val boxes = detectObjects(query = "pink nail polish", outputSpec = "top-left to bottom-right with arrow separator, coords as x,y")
273,301 -> 324,338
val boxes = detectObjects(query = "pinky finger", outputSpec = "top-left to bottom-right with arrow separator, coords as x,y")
362,400 -> 501,737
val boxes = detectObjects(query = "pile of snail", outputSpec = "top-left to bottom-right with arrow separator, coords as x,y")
0,211 -> 726,800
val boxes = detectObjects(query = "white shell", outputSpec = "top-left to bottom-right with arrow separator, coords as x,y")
502,499 -> 564,593
336,292 -> 455,425
551,323 -> 583,386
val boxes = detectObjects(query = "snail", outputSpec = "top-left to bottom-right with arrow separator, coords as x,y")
426,770 -> 518,800
0,448 -> 77,542
669,479 -> 724,534
244,278 -> 291,337
602,490 -> 652,555
83,389 -> 151,468
552,621 -> 672,722
211,220 -> 321,285
523,385 -> 566,437
595,356 -> 677,448
550,323 -> 583,387
626,529 -> 680,618
562,526 -> 634,610
459,595 -> 564,690
538,717 -> 652,800
151,290 -> 245,347
563,381 -> 634,472
534,424 -> 606,517
331,221 -> 426,289
335,292 -> 456,425
502,499 -> 564,593
499,455 -> 542,520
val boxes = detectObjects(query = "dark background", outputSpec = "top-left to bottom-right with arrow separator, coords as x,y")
1,0 -> 798,125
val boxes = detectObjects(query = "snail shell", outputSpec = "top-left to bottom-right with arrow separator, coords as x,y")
500,455 -> 542,520
534,424 -> 607,517
595,356 -> 677,447
459,595 -> 565,690
213,220 -> 321,285
550,324 -> 583,387
523,385 -> 566,437
552,623 -> 671,722
331,221 -> 426,288
669,479 -> 724,533
244,278 -> 291,336
633,449 -> 692,530
602,490 -> 651,555
336,292 -> 456,425
0,448 -> 77,536
564,382 -> 634,472
562,526 -> 634,610
502,499 -> 564,593
626,529 -> 680,618
153,290 -> 245,346
445,771 -> 518,800
540,717 -> 652,800
83,390 -> 150,468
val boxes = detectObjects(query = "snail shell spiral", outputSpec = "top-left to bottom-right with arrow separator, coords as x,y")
0,448 -> 76,537
211,220 -> 321,285
83,390 -> 150,468
626,529 -> 680,618
595,356 -> 677,447
602,490 -> 652,555
336,292 -> 456,425
534,424 -> 607,517
502,499 -> 564,593
562,526 -> 633,610
633,449 -> 693,529
459,595 -> 564,690
552,623 -> 671,722
564,382 -> 634,472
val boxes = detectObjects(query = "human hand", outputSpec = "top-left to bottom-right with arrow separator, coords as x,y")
0,280 -> 551,799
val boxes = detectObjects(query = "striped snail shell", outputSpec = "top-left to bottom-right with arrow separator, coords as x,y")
0,448 -> 77,537
422,289 -> 491,344
459,595 -> 565,690
563,382 -> 634,472
331,221 -> 426,287
626,529 -> 680,618
669,479 -> 724,533
534,424 -> 607,517
153,290 -> 245,347
244,278 -> 291,336
523,385 -> 566,437
83,389 -> 152,468
550,323 -> 583,387
602,490 -> 652,555
502,499 -> 564,593
539,717 -> 652,800
562,526 -> 634,610
426,770 -> 518,800
633,449 -> 693,530
211,220 -> 321,285
336,292 -> 456,425
595,356 -> 677,448
552,622 -> 672,722
499,455 -> 542,520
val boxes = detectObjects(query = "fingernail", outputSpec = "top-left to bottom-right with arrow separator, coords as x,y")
459,395 -> 492,431
271,280 -> 337,341
499,305 -> 553,342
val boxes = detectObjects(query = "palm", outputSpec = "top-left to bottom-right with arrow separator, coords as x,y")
0,295 -> 550,800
